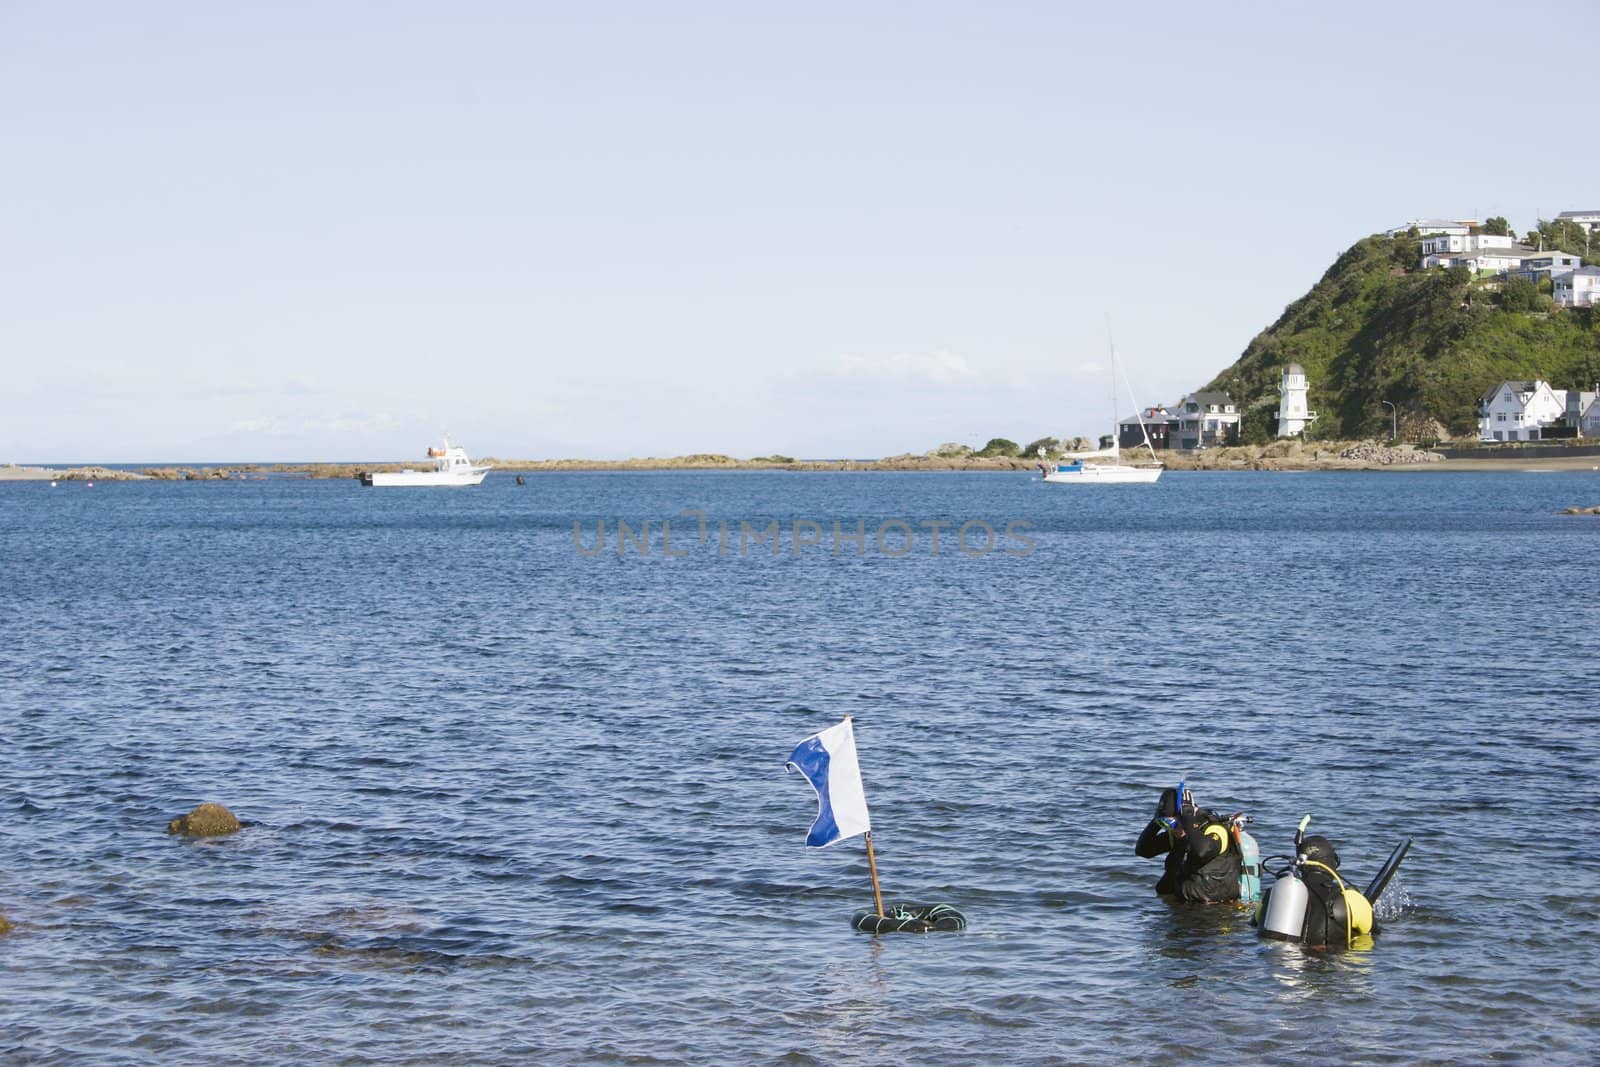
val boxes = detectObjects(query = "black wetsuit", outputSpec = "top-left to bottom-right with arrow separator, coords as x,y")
1135,808 -> 1242,903
1255,835 -> 1360,946
1297,865 -> 1352,947
1295,837 -> 1355,947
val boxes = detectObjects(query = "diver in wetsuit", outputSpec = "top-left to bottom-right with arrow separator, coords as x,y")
1268,834 -> 1375,948
1134,784 -> 1242,903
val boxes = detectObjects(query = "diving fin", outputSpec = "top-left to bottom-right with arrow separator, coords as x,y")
1363,836 -> 1413,904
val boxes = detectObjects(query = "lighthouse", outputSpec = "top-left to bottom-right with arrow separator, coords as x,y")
1277,363 -> 1317,437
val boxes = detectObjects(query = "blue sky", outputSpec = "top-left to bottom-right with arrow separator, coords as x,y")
2,2 -> 1590,462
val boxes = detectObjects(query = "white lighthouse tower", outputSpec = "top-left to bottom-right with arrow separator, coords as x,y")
1277,363 -> 1317,437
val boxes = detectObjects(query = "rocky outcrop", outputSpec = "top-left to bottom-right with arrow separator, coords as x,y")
53,466 -> 150,481
1160,439 -> 1447,470
1561,505 -> 1600,515
1334,441 -> 1444,465
167,802 -> 241,837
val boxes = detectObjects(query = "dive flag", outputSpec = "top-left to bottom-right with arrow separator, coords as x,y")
786,717 -> 871,848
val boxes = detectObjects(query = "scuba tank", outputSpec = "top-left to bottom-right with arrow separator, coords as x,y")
1260,869 -> 1308,940
1259,814 -> 1312,942
1235,822 -> 1262,906
1257,817 -> 1403,946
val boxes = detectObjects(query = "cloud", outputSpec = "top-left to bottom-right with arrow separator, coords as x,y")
807,350 -> 977,387
227,411 -> 402,437
193,379 -> 322,401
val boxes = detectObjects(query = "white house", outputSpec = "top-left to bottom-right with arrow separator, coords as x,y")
1424,246 -> 1531,273
1169,391 -> 1241,449
1387,219 -> 1474,237
1477,380 -> 1568,442
1554,266 -> 1600,307
1427,244 -> 1536,273
1420,233 -> 1516,256
1556,210 -> 1600,233
1276,363 -> 1318,437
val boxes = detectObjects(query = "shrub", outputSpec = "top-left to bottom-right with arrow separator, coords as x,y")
1496,276 -> 1546,313
1021,436 -> 1061,457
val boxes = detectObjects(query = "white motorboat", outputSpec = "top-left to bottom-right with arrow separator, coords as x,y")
1043,335 -> 1163,485
360,440 -> 491,487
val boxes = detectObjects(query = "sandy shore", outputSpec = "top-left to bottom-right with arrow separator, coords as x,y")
0,466 -> 56,481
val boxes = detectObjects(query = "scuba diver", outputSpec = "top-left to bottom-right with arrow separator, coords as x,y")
1257,816 -> 1410,949
1134,783 -> 1249,903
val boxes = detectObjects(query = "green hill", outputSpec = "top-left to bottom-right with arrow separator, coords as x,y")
1204,232 -> 1600,442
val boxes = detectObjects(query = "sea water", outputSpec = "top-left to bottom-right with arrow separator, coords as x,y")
2,471 -> 1598,1063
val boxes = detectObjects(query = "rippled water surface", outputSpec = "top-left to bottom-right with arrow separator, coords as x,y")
3,471 -> 1599,1064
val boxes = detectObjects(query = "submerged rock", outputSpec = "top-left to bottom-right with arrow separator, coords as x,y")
167,802 -> 241,837
0,911 -> 12,935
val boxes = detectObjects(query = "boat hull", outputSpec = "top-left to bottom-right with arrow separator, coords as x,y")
1044,465 -> 1162,484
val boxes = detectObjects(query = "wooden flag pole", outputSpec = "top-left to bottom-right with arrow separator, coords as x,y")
864,831 -> 886,917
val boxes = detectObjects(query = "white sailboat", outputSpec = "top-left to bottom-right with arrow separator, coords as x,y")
1043,337 -> 1163,485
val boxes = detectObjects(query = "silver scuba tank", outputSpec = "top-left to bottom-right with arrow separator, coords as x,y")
1261,814 -> 1313,941
1260,870 -> 1308,941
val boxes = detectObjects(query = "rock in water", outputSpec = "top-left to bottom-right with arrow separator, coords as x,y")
167,802 -> 241,837
0,911 -> 12,935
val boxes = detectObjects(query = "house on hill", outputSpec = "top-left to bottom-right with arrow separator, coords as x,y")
1386,219 -> 1474,237
1421,233 -> 1516,256
1423,244 -> 1532,274
1477,380 -> 1568,441
1556,210 -> 1600,233
1510,251 -> 1582,284
1554,266 -> 1600,308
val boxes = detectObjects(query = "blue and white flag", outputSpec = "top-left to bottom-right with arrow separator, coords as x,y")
786,717 -> 871,848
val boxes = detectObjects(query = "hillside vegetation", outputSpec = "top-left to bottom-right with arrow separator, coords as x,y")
1204,233 -> 1600,441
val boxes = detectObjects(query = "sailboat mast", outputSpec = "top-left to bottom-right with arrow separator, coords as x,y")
1106,320 -> 1120,463
1121,358 -> 1160,463
1108,319 -> 1159,464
